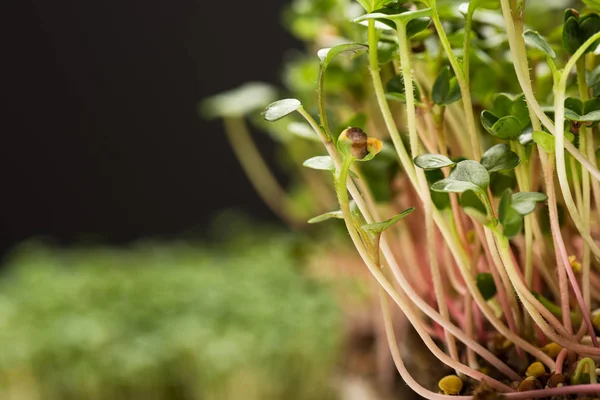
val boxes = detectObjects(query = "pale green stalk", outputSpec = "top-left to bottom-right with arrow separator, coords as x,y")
297,106 -> 525,379
576,59 -> 592,317
395,18 -> 461,370
223,117 -> 296,226
499,0 -> 600,183
554,32 -> 600,262
334,157 -> 518,387
430,3 -> 481,160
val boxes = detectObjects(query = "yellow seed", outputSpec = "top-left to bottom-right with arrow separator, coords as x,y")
541,342 -> 562,359
438,375 -> 463,395
366,137 -> 383,156
525,361 -> 546,378
569,255 -> 581,273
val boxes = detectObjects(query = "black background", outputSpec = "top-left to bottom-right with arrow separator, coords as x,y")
3,1 -> 297,255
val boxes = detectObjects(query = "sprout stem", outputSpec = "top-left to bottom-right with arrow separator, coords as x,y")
223,117 -> 297,226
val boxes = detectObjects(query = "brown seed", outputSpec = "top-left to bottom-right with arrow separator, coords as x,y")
517,377 -> 542,392
547,373 -> 566,388
344,127 -> 368,159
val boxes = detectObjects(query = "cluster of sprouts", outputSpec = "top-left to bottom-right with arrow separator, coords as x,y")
204,0 -> 600,397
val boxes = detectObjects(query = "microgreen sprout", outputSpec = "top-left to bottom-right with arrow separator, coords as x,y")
204,0 -> 600,397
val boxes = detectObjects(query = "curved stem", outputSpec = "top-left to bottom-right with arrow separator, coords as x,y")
223,117 -> 297,226
335,156 -> 517,388
298,107 -> 523,379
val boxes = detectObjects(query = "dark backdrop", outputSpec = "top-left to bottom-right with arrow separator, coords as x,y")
3,1 -> 297,254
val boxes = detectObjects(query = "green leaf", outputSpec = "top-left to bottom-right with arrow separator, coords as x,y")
468,0 -> 500,13
448,160 -> 490,189
532,130 -> 555,153
481,110 -> 499,131
361,208 -> 415,233
490,116 -> 523,140
432,66 -> 461,106
490,170 -> 517,197
413,154 -> 456,170
354,8 -> 433,25
406,17 -> 431,38
303,156 -> 334,171
563,16 -> 581,54
564,97 -> 600,122
480,144 -> 520,172
476,273 -> 497,300
377,40 -> 399,64
386,75 -> 421,101
579,13 -> 600,53
460,190 -> 486,215
287,122 -> 320,142
200,82 -> 277,119
431,179 -> 480,193
584,97 -> 600,114
356,0 -> 396,12
511,192 -> 547,216
587,64 -> 600,87
425,169 -> 451,210
493,93 -> 529,128
263,99 -> 302,122
317,43 -> 368,67
498,188 -> 513,224
502,208 -> 523,238
523,29 -> 556,58
565,97 -> 584,115
308,210 -> 343,224
386,92 -> 409,103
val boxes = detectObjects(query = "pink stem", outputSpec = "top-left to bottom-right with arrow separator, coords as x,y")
546,158 -> 598,346
555,348 -> 568,374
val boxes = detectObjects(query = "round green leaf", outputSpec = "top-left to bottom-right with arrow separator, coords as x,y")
406,17 -> 431,38
532,130 -> 555,153
502,209 -> 524,238
523,29 -> 556,58
511,192 -> 548,216
476,273 -> 497,300
263,99 -> 302,122
490,115 -> 522,140
201,82 -> 277,120
563,16 -> 581,54
480,144 -> 521,172
490,170 -> 517,197
448,160 -> 490,189
498,188 -> 513,224
413,154 -> 455,170
303,156 -> 334,171
431,179 -> 480,193
317,43 -> 368,66
432,66 -> 461,106
481,110 -> 499,131
361,208 -> 415,234
460,190 -> 486,215
308,210 -> 343,224
287,122 -> 320,142
579,13 -> 600,53
492,93 -> 529,128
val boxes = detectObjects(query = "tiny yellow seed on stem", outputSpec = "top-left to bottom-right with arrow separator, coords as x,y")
438,375 -> 463,395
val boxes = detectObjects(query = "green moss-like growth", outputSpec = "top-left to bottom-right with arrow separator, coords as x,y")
0,236 -> 341,400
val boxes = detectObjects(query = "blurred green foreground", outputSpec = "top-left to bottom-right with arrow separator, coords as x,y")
0,233 -> 341,400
